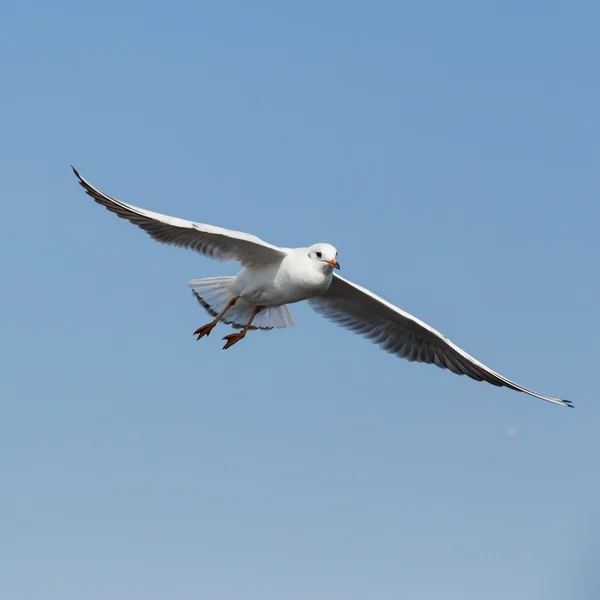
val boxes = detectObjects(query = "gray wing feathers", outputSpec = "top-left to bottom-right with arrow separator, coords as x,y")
72,167 -> 286,268
309,274 -> 572,407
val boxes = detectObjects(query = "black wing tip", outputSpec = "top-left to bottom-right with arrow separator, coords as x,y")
71,165 -> 86,187
563,399 -> 575,408
71,166 -> 95,197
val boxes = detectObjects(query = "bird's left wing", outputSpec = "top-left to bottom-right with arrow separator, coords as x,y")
309,274 -> 572,408
73,168 -> 287,268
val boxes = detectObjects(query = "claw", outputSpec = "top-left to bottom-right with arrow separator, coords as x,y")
194,322 -> 216,340
222,332 -> 245,350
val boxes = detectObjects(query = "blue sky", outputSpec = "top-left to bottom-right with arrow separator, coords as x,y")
1,1 -> 599,598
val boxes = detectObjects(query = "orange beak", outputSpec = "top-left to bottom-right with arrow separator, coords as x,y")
328,258 -> 341,270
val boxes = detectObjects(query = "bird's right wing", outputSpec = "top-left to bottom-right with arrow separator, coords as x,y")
73,167 -> 287,268
309,273 -> 572,408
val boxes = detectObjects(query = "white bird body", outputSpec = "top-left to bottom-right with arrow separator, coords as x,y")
234,247 -> 335,307
73,167 -> 573,408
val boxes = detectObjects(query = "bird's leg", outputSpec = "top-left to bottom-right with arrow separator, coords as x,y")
222,306 -> 263,350
194,295 -> 240,340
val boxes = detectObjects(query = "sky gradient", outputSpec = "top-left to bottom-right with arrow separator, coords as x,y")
2,1 -> 599,599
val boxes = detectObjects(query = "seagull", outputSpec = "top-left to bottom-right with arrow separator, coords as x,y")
72,167 -> 573,408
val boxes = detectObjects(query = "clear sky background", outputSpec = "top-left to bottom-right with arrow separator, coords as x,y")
1,1 -> 599,599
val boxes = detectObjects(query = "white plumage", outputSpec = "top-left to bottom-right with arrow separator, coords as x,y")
73,167 -> 573,408
188,277 -> 296,330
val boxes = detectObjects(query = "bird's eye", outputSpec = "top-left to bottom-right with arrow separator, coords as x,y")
316,251 -> 322,258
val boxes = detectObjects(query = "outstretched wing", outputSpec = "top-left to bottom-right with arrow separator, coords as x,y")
73,167 -> 287,268
309,274 -> 572,408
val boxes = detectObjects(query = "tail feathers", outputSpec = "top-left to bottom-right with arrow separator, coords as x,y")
188,277 -> 237,320
228,304 -> 295,330
188,277 -> 295,331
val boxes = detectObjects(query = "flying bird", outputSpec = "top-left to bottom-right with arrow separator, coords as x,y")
72,167 -> 573,408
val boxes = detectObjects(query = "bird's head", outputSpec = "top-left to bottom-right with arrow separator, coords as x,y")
308,243 -> 340,270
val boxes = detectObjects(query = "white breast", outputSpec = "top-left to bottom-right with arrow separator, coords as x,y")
234,249 -> 332,307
